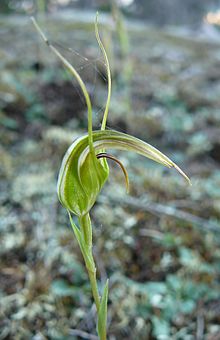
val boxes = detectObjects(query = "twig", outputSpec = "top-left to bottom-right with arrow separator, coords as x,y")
69,329 -> 98,340
196,313 -> 204,340
98,194 -> 220,233
139,229 -> 165,239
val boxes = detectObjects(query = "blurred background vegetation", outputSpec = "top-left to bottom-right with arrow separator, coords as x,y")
1,1 -> 220,339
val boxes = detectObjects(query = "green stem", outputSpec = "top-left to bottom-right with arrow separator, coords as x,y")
79,213 -> 101,312
88,267 -> 101,312
79,214 -> 92,249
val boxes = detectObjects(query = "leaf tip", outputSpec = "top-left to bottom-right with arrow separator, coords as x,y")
173,164 -> 191,186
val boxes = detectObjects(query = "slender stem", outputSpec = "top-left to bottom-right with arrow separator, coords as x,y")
79,214 -> 93,248
88,268 -> 101,312
79,213 -> 101,312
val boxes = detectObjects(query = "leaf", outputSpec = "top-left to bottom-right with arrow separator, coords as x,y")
68,211 -> 94,270
68,211 -> 82,244
152,316 -> 170,339
97,279 -> 109,340
51,279 -> 78,297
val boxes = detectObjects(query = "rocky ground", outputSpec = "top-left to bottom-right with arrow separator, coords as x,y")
1,12 -> 220,339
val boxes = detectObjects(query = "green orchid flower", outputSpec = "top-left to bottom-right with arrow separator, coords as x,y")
57,129 -> 190,217
32,15 -> 190,340
31,15 -> 190,220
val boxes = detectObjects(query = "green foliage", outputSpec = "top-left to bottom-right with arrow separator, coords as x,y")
51,279 -> 81,298
25,102 -> 46,122
97,280 -> 109,340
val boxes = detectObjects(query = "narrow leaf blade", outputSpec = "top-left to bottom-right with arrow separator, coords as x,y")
97,279 -> 109,340
68,211 -> 94,269
68,210 -> 82,243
